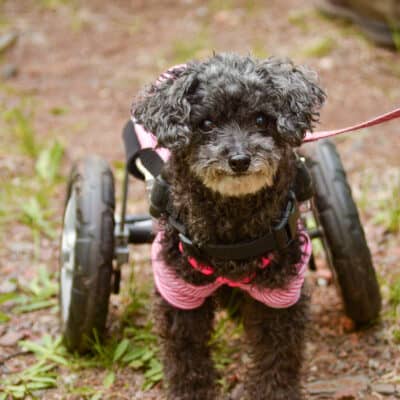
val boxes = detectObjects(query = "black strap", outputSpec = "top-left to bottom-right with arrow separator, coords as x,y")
122,120 -> 164,180
178,192 -> 299,261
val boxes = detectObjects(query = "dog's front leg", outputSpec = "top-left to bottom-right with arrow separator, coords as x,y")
154,293 -> 218,400
242,293 -> 309,400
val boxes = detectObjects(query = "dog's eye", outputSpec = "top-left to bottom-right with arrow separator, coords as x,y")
255,114 -> 268,128
200,119 -> 215,132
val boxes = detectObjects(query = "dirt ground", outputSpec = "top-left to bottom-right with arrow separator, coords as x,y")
0,0 -> 399,399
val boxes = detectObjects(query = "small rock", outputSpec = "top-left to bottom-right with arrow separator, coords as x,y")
316,268 -> 332,282
0,330 -> 26,347
307,375 -> 369,397
0,280 -> 17,294
0,31 -> 18,53
61,373 -> 78,386
319,57 -> 334,70
8,241 -> 33,254
195,6 -> 208,17
317,277 -> 328,287
1,63 -> 18,79
381,348 -> 392,361
308,380 -> 338,395
371,383 -> 398,395
306,341 -> 317,354
368,359 -> 380,370
230,383 -> 245,400
332,360 -> 347,373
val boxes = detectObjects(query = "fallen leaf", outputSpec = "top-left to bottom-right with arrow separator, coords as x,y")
0,330 -> 26,347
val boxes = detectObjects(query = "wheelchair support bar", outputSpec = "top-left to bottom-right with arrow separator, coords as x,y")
125,216 -> 155,244
308,227 -> 323,239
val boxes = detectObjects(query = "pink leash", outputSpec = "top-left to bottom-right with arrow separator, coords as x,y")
304,107 -> 400,142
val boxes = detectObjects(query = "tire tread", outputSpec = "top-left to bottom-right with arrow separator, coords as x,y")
61,156 -> 115,353
301,140 -> 381,324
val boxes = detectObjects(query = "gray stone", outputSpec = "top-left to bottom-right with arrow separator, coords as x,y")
0,31 -> 18,53
0,280 -> 17,294
230,384 -> 245,400
368,358 -> 380,370
371,383 -> 398,395
307,375 -> 369,397
0,330 -> 25,347
1,63 -> 18,80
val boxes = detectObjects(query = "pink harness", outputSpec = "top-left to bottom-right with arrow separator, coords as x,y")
152,230 -> 311,310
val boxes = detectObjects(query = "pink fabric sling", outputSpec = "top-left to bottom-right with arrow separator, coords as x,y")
152,230 -> 312,310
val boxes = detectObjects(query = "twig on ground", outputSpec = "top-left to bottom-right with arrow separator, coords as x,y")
0,350 -> 30,366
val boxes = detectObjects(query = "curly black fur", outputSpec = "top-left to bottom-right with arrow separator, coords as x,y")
133,53 -> 325,400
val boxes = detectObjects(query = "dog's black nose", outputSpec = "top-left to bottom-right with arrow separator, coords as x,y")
229,154 -> 251,173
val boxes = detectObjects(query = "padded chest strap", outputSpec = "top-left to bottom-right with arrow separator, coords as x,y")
149,177 -> 300,262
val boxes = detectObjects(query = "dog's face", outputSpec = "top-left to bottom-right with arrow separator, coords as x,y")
134,54 -> 325,197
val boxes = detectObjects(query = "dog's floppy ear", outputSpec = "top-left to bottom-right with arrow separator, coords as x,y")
256,58 -> 326,146
133,65 -> 199,150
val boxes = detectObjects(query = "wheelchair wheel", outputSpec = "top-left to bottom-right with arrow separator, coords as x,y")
60,156 -> 115,353
301,140 -> 381,325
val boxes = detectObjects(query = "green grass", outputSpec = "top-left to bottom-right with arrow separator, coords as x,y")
0,266 -> 58,322
38,0 -> 76,10
388,21 -> 400,51
393,329 -> 400,344
384,59 -> 400,79
301,36 -> 336,58
50,106 -> 69,116
0,102 -> 65,243
126,16 -> 143,35
252,40 -> 268,59
374,179 -> 400,234
35,140 -> 64,183
389,280 -> 400,309
118,286 -> 164,390
354,172 -> 373,214
392,31 -> 400,51
170,30 -> 211,64
287,9 -> 313,32
0,85 -> 135,398
0,361 -> 58,399
211,313 -> 242,371
36,0 -> 87,33
208,0 -> 235,13
365,169 -> 400,234
354,168 -> 399,234
377,274 -> 400,343
1,271 -> 164,396
3,105 -> 39,158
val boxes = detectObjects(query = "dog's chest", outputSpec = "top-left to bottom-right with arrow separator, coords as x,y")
177,190 -> 283,245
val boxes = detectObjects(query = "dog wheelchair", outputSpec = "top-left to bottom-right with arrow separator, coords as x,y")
59,118 -> 382,353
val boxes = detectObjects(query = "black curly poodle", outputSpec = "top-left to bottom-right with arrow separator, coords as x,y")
133,53 -> 325,400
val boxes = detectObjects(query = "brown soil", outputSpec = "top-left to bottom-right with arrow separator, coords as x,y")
0,0 -> 399,399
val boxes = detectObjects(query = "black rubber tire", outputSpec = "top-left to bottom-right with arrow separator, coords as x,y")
60,156 -> 115,353
300,140 -> 381,325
